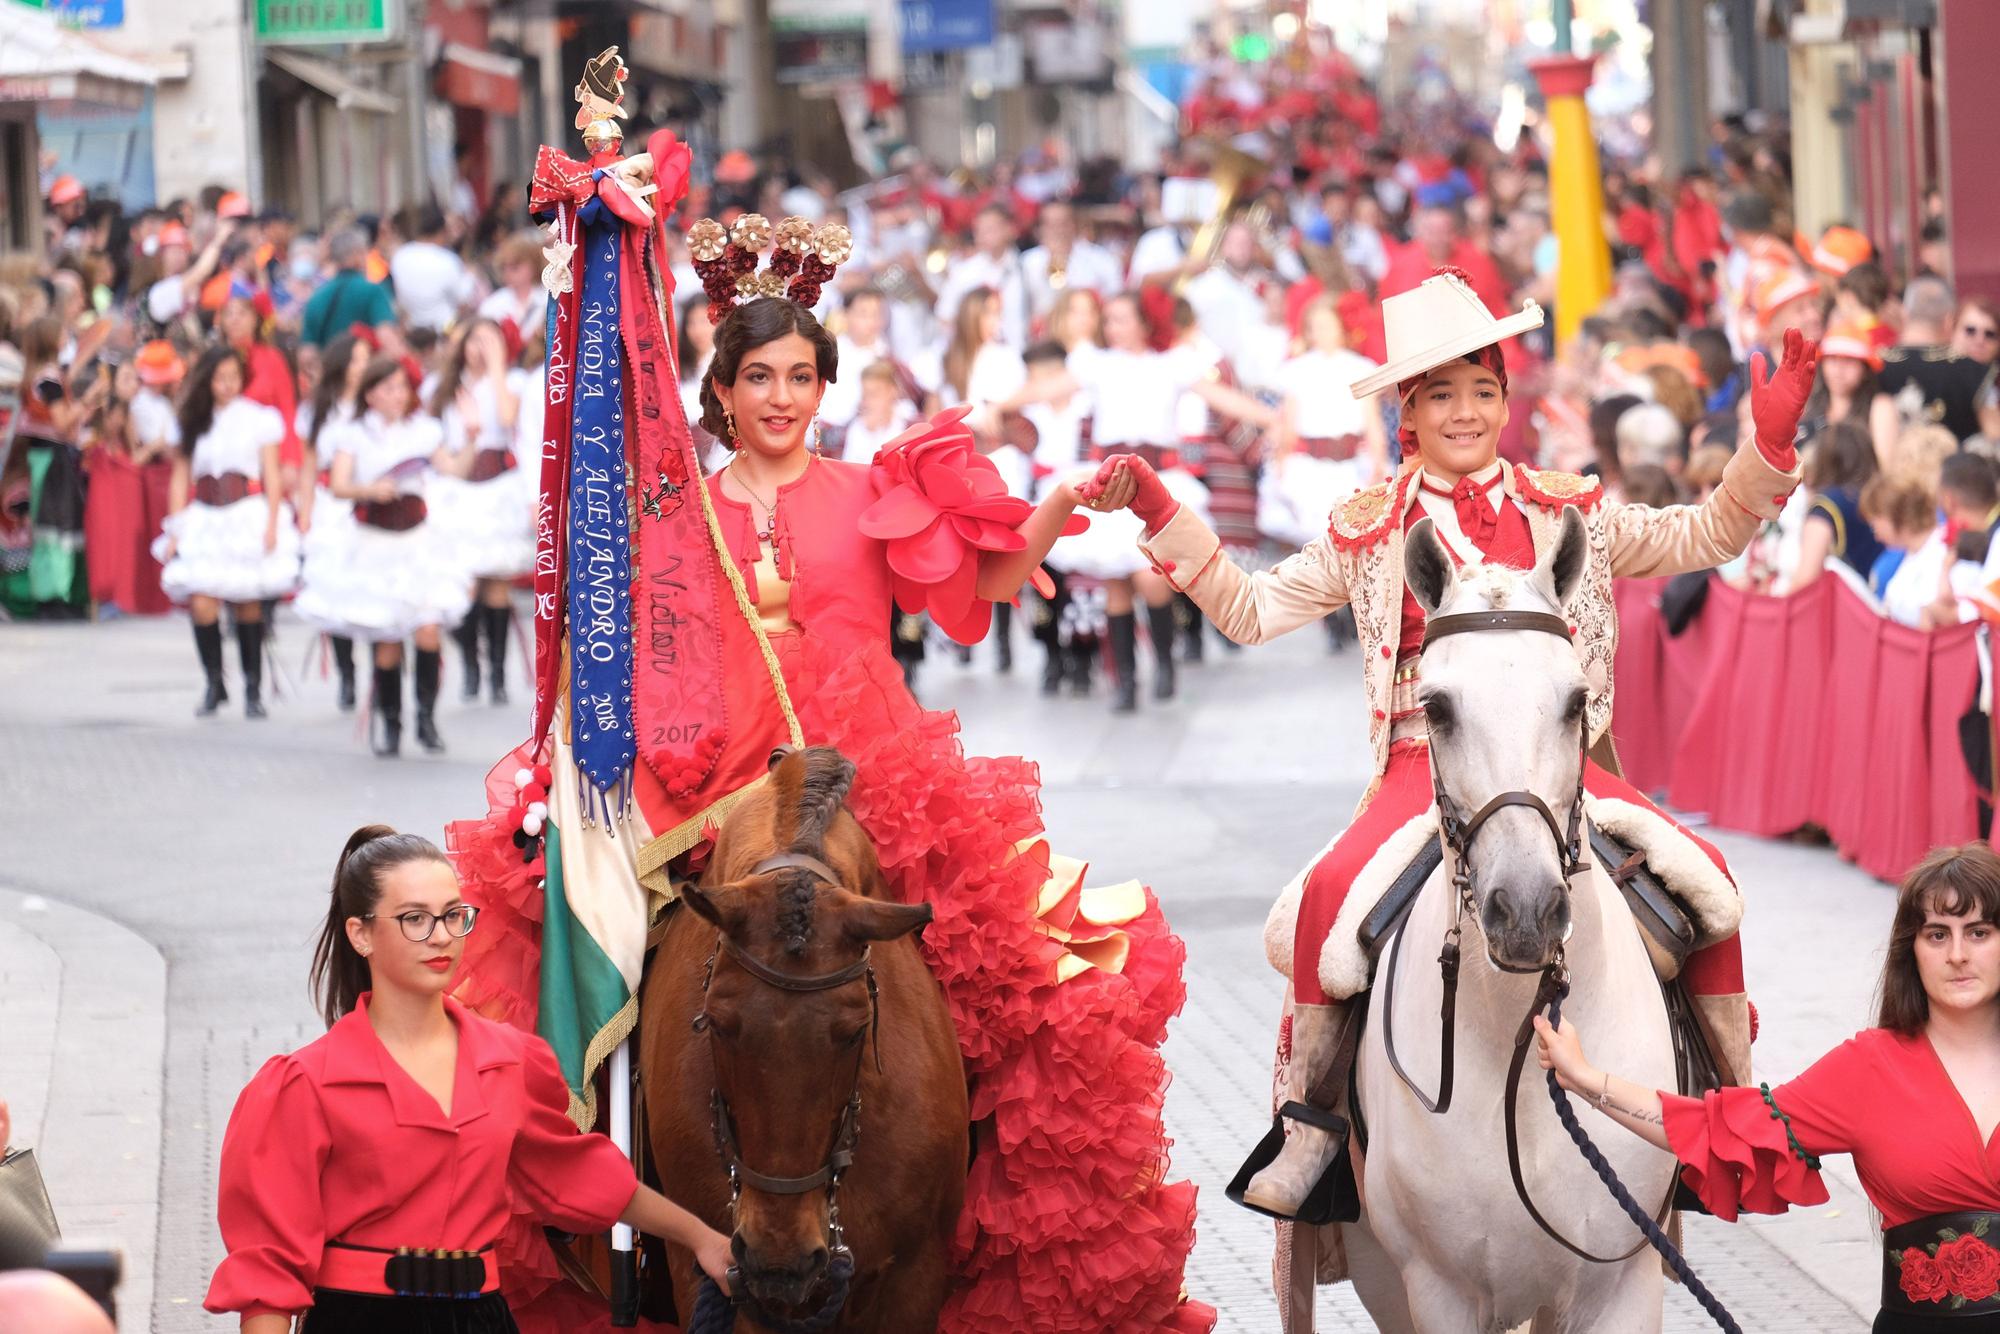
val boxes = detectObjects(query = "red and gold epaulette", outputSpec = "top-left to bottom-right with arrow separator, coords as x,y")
1326,470 -> 1415,552
1513,465 -> 1604,512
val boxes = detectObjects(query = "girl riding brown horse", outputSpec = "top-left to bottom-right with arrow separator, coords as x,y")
640,746 -> 967,1331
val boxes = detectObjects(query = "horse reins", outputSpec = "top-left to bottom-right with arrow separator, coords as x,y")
1384,607 -> 1671,1263
692,852 -> 874,1327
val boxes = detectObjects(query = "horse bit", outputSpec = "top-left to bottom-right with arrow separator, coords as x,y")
692,852 -> 879,1320
1380,608 -> 1670,1263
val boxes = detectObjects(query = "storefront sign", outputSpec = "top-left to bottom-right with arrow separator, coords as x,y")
770,0 -> 869,86
254,0 -> 400,46
899,0 -> 993,54
20,0 -> 125,28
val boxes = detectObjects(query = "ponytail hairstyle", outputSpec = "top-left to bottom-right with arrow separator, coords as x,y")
310,824 -> 453,1028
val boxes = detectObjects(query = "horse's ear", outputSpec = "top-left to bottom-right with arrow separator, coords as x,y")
1538,506 -> 1589,611
1405,516 -> 1453,615
841,894 -> 933,945
681,881 -> 751,937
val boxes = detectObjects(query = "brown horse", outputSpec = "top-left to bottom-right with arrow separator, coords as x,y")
639,745 -> 968,1331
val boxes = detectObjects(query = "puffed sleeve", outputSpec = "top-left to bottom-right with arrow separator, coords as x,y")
255,403 -> 287,452
1600,444 -> 1800,579
860,405 -> 1052,644
509,1035 -> 640,1233
204,1056 -> 331,1319
1138,505 -> 1351,643
1658,1035 -> 1864,1221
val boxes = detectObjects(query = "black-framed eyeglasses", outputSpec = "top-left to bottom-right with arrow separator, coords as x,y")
363,905 -> 478,942
1964,325 -> 1999,341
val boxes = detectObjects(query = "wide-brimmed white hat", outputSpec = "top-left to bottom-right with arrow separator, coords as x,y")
1349,271 -> 1544,399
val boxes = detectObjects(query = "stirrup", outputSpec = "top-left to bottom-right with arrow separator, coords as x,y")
1226,1101 -> 1360,1225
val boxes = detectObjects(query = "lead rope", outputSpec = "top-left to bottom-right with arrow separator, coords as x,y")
1542,979 -> 1742,1334
688,1252 -> 855,1334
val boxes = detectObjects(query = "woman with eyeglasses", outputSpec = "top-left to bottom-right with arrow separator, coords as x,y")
205,825 -> 732,1334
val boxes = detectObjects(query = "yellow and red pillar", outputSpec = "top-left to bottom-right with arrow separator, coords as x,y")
1530,53 -> 1612,346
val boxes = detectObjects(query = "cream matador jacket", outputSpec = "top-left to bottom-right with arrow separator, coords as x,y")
1137,446 -> 1801,805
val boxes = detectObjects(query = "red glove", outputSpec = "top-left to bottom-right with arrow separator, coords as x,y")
1079,454 -> 1181,533
1747,327 -> 1819,471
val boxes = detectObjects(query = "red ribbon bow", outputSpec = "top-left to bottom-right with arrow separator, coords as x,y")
528,145 -> 594,212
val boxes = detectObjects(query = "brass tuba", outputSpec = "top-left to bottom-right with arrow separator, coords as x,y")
1179,137 -> 1269,290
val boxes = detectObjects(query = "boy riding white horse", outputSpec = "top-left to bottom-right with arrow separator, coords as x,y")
1081,269 -> 1817,1220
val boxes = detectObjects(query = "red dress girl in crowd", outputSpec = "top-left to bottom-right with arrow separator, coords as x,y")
205,825 -> 732,1333
1539,842 -> 2000,1334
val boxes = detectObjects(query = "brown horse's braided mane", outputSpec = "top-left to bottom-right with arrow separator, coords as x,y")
773,747 -> 857,955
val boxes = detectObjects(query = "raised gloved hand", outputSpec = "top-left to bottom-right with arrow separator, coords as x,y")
1076,454 -> 1181,533
1747,327 -> 1819,470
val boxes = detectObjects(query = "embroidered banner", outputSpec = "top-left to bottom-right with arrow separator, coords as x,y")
566,218 -> 637,813
621,227 -> 729,797
531,204 -> 581,752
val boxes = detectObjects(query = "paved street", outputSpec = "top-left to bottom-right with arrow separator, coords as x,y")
2,607 -> 1894,1331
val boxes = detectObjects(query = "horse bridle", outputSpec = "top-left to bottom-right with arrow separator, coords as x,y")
692,853 -> 878,1304
1382,608 -> 1672,1263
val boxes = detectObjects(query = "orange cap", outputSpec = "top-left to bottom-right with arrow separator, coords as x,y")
134,340 -> 186,387
1755,269 -> 1822,323
714,150 -> 757,184
1820,321 -> 1884,371
47,175 -> 84,206
157,221 -> 191,250
216,191 -> 252,219
1810,226 -> 1873,277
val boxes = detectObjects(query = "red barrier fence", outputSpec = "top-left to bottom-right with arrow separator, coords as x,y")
1611,574 -> 1984,884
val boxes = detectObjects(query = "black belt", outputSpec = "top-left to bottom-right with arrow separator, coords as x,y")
1884,1212 -> 2000,1318
356,495 -> 427,531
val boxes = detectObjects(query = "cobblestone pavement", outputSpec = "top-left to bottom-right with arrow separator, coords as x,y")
3,609 -> 1892,1331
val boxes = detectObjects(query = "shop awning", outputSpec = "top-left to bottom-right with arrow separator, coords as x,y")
436,42 -> 521,117
265,49 -> 399,115
0,3 -> 156,108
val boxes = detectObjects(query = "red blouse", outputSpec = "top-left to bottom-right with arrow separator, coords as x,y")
205,994 -> 639,1319
1662,1027 -> 2000,1229
1394,483 -> 1538,664
239,340 -> 301,470
706,456 -> 896,662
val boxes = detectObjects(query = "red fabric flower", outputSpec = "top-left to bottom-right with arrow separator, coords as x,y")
1939,1233 -> 2000,1301
642,128 -> 693,216
1900,1246 -> 1951,1304
860,406 -> 1035,644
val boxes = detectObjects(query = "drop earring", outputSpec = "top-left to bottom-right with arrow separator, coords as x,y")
811,416 -> 822,454
724,407 -> 737,445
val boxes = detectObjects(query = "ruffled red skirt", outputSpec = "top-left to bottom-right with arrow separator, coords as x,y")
448,637 -> 1214,1334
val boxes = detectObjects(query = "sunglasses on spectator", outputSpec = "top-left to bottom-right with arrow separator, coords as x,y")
1963,324 -> 1999,341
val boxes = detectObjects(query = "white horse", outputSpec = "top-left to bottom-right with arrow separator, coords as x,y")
1340,509 -> 1679,1334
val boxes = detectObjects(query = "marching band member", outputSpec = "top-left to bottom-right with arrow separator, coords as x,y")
205,824 -> 732,1333
1538,842 -> 2000,1334
296,331 -> 371,711
1082,269 -> 1817,1217
295,356 -> 473,758
155,345 -> 301,719
428,319 -> 535,706
1022,338 -> 1101,695
836,360 -> 916,464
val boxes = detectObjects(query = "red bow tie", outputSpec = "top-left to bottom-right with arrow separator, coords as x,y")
1422,472 -> 1502,552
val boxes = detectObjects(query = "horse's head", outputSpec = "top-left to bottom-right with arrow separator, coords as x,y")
681,746 -> 932,1310
1406,506 -> 1590,972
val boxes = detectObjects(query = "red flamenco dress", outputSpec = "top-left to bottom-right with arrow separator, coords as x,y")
452,410 -> 1215,1333
1661,1027 -> 2000,1329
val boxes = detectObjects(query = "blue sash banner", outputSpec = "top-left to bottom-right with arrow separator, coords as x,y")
566,218 -> 637,820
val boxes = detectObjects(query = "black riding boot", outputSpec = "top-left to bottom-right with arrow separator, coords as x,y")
193,620 -> 228,717
372,663 -> 402,758
1066,632 -> 1099,696
237,619 -> 267,719
414,647 -> 446,754
991,601 -> 1013,674
1178,593 -> 1205,663
331,635 -> 357,711
1108,611 -> 1138,714
482,603 -> 512,705
452,611 -> 482,701
1147,601 -> 1178,701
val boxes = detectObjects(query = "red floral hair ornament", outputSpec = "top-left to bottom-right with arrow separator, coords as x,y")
687,213 -> 850,325
858,405 -> 1087,643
